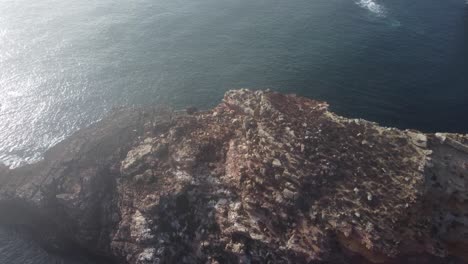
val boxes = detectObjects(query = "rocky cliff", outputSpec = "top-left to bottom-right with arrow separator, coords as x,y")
0,89 -> 467,264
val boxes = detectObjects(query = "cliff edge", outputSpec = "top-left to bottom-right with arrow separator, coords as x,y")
0,89 -> 467,263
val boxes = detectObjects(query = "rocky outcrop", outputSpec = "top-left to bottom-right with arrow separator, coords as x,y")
0,89 -> 467,263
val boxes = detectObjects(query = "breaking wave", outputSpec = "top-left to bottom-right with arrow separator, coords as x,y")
356,0 -> 386,17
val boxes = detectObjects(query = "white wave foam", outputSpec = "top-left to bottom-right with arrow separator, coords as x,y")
357,0 -> 386,17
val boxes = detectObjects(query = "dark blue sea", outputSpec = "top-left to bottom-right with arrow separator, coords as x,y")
0,0 -> 467,262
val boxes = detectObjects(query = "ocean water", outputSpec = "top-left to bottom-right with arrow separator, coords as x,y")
0,227 -> 96,264
0,0 -> 467,262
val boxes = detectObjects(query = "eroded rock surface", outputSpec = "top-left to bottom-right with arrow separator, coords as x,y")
0,89 -> 467,263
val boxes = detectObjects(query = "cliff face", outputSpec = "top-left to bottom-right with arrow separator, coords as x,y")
0,89 -> 467,264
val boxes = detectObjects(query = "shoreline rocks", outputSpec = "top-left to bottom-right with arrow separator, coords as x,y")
0,89 -> 467,263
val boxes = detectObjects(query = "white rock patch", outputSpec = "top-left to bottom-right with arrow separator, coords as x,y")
131,210 -> 154,242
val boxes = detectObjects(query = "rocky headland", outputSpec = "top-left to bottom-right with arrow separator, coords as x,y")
0,89 -> 467,263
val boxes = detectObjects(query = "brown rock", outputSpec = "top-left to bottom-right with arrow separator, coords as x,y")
0,89 -> 467,264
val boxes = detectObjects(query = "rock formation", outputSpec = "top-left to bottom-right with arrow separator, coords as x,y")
0,89 -> 467,264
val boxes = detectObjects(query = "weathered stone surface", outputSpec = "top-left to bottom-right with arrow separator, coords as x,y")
0,89 -> 467,263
